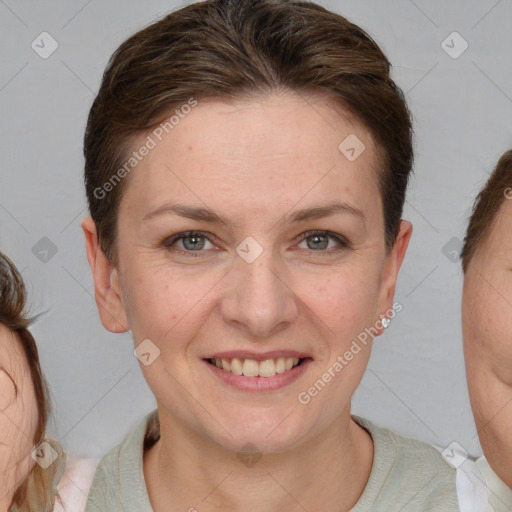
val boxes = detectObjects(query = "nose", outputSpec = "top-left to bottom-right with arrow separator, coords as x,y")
220,245 -> 299,339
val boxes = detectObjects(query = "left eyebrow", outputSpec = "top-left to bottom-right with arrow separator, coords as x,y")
142,200 -> 366,227
285,201 -> 366,224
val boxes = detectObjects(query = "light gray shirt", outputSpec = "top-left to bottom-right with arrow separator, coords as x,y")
85,410 -> 460,511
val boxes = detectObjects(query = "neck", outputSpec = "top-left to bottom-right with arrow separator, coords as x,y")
144,407 -> 373,512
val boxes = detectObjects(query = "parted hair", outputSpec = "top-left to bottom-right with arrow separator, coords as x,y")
0,252 -> 64,512
84,0 -> 414,265
461,149 -> 512,272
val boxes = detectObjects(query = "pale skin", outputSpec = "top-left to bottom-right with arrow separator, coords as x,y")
0,324 -> 38,511
83,91 -> 412,511
463,198 -> 512,489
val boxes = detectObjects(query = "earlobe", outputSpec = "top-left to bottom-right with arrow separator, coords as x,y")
81,216 -> 129,333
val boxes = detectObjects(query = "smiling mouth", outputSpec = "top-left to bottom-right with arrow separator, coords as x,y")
206,357 -> 305,378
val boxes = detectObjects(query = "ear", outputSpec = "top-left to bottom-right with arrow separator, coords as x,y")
375,220 -> 412,334
81,216 -> 129,333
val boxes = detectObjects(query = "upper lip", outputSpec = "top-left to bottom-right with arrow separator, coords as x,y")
203,350 -> 311,361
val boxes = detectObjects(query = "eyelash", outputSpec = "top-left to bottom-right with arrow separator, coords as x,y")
161,230 -> 350,258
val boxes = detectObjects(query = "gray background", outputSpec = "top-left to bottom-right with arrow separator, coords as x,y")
1,0 -> 511,459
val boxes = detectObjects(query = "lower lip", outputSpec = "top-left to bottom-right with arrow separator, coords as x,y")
203,358 -> 312,391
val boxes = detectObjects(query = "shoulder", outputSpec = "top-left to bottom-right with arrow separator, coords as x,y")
355,415 -> 458,478
352,416 -> 459,511
54,457 -> 100,512
84,410 -> 158,511
93,409 -> 158,477
455,456 -> 494,512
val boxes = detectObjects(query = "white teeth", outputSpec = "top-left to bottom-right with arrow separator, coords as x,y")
210,356 -> 302,377
231,357 -> 243,375
242,359 -> 259,377
259,359 -> 276,377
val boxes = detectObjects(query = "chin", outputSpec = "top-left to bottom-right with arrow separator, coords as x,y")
204,409 -> 313,455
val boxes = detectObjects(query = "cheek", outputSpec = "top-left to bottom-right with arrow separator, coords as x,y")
122,255 -> 383,341
464,286 -> 512,435
312,267 -> 382,326
0,393 -> 38,473
121,265 -> 213,357
468,295 -> 512,376
0,369 -> 16,410
472,379 -> 512,464
121,267 -> 178,335
288,266 -> 382,380
18,381 -> 40,448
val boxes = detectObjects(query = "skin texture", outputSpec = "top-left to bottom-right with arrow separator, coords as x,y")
463,198 -> 512,489
83,91 -> 411,511
0,324 -> 38,511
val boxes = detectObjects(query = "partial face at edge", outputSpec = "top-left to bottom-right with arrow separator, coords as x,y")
462,198 -> 512,488
93,92 -> 411,453
0,324 -> 38,506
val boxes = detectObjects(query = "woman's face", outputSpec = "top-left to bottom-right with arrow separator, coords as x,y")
87,92 -> 410,452
462,198 -> 512,487
0,324 -> 38,505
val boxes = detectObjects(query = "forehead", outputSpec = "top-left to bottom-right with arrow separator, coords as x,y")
121,93 -> 383,223
171,93 -> 368,152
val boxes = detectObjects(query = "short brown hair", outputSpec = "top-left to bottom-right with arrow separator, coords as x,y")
0,252 -> 63,511
461,149 -> 512,272
84,0 -> 414,264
